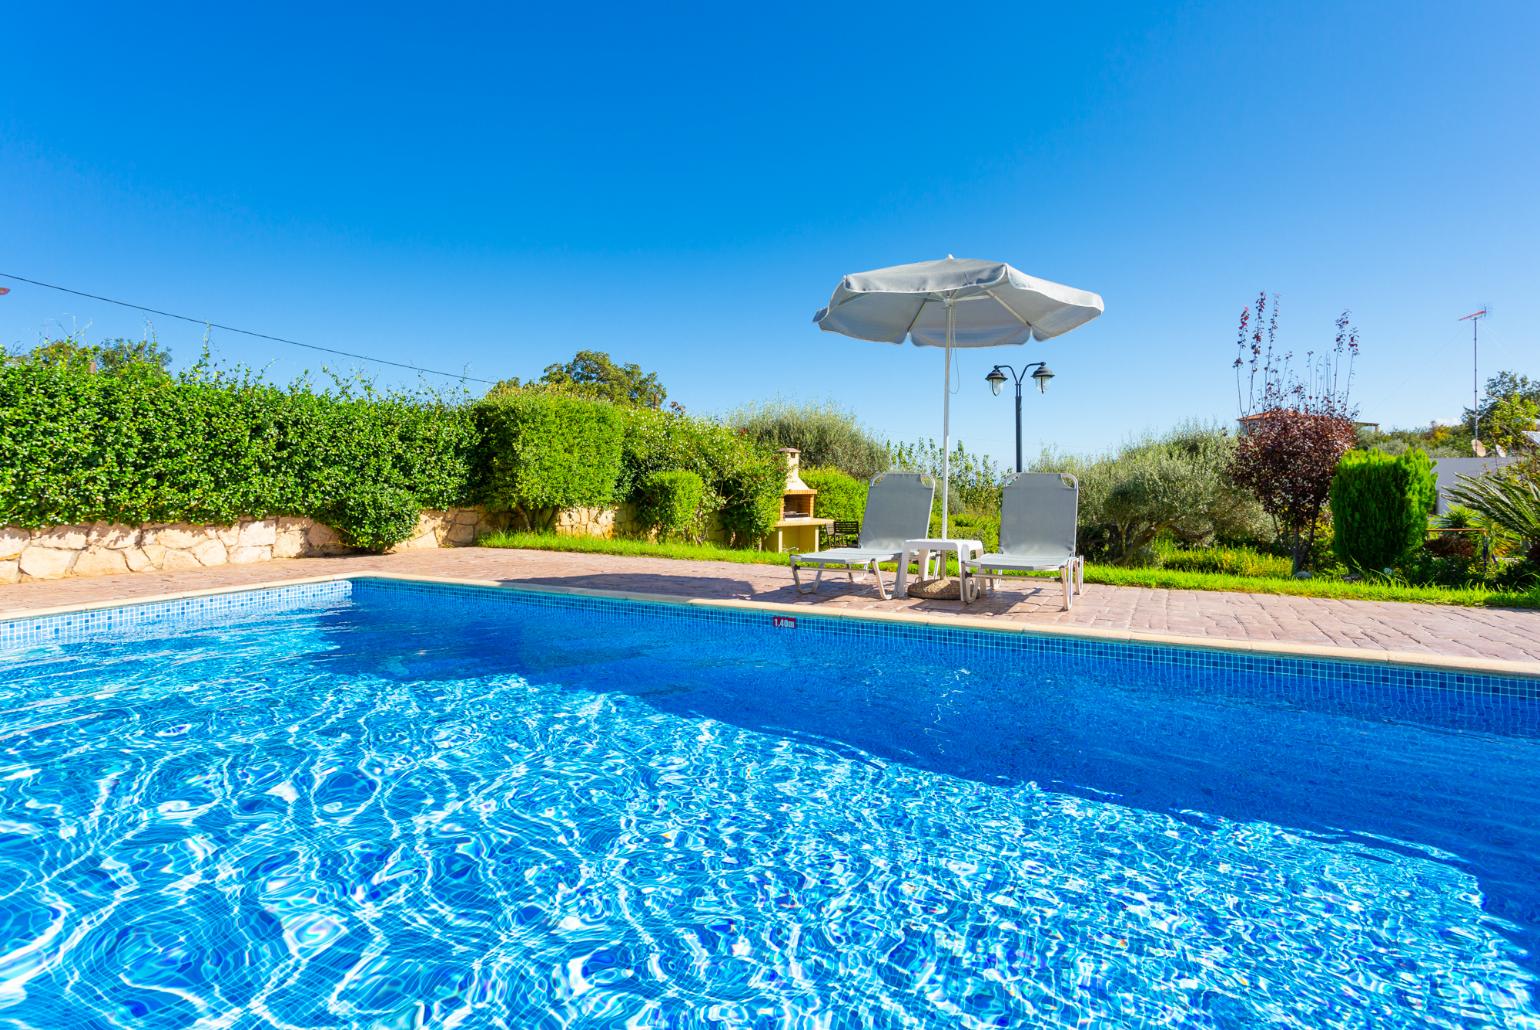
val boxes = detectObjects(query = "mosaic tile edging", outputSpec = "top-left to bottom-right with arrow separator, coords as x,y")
0,578 -> 354,652
348,577 -> 1540,708
3,574 -> 1538,719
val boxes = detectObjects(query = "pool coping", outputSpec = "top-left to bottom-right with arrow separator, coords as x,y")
4,570 -> 1539,680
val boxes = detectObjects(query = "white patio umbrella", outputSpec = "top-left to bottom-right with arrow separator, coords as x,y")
813,256 -> 1103,535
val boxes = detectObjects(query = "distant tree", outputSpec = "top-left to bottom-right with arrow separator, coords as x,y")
5,335 -> 171,374
1227,294 -> 1361,573
1461,371 -> 1540,452
1463,370 -> 1540,445
97,337 -> 173,373
729,401 -> 890,480
488,350 -> 666,408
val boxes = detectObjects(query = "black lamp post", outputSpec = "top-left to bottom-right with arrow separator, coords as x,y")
985,362 -> 1055,473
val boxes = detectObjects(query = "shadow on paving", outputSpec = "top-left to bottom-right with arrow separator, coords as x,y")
501,570 -> 1072,617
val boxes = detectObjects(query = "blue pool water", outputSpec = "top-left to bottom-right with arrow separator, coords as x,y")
0,580 -> 1538,1028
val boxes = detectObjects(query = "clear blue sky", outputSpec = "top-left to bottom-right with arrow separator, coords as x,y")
3,2 -> 1537,463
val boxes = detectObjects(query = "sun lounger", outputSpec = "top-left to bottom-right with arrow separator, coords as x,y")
962,472 -> 1083,610
790,472 -> 935,599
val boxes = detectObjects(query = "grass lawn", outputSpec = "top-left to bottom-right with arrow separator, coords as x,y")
478,531 -> 1540,610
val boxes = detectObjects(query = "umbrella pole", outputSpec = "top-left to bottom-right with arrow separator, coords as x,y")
941,296 -> 954,540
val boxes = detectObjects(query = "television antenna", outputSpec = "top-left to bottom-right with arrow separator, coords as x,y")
1459,307 -> 1489,448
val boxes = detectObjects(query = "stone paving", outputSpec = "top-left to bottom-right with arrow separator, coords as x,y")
2,547 -> 1538,670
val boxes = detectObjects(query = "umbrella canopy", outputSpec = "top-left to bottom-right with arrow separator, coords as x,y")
813,256 -> 1103,537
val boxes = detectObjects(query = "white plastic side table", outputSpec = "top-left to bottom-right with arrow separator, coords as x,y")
892,538 -> 984,601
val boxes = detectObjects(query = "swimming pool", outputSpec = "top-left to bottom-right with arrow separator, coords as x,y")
1,577 -> 1537,1028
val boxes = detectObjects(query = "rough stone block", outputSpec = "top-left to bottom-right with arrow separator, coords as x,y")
88,523 -> 141,549
154,526 -> 206,549
123,547 -> 156,572
445,522 -> 477,546
0,559 -> 18,584
227,545 -> 271,565
391,531 -> 439,553
19,546 -> 77,579
306,523 -> 342,549
238,520 -> 278,546
0,527 -> 27,561
216,525 -> 241,546
191,539 -> 228,566
161,548 -> 203,571
32,526 -> 88,550
72,548 -> 130,577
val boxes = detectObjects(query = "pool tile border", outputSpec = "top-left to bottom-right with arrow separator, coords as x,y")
2,571 -> 1538,688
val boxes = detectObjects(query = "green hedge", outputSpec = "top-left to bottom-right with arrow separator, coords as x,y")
1330,448 -> 1437,571
802,467 -> 867,525
0,362 -> 475,550
475,392 -> 624,526
619,407 -> 783,544
635,469 -> 706,541
0,362 -> 787,551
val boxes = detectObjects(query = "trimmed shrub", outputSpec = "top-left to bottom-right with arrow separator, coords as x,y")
619,407 -> 784,545
801,467 -> 867,525
0,361 -> 476,530
325,484 -> 422,552
475,391 -> 624,527
716,459 -> 785,546
1330,448 -> 1437,571
636,469 -> 706,541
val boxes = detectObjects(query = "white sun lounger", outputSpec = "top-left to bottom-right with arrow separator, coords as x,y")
790,472 -> 935,600
962,472 -> 1084,610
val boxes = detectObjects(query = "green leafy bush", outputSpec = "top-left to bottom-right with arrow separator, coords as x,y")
728,401 -> 889,481
475,391 -> 624,527
635,469 -> 706,541
888,439 -> 1002,515
801,467 -> 867,525
619,407 -> 783,545
715,459 -> 785,545
0,361 -> 475,532
1329,448 -> 1437,571
1030,425 -> 1270,563
948,511 -> 1001,552
324,484 -> 422,552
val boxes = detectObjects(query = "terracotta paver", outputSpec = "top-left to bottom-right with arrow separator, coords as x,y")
2,548 -> 1539,672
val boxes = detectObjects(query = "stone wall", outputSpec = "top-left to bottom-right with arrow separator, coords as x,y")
553,504 -> 730,544
0,507 -> 506,584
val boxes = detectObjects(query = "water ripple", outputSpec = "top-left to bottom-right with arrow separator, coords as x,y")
0,598 -> 1535,1027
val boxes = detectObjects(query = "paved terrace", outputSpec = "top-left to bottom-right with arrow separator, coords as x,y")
2,547 -> 1539,672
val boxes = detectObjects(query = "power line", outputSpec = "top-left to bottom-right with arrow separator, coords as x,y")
0,272 -> 498,385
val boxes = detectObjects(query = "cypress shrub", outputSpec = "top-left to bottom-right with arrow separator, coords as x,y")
635,469 -> 706,541
475,392 -> 624,528
1330,448 -> 1438,571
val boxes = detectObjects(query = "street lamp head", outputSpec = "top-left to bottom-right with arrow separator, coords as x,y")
1031,363 -> 1055,394
986,366 -> 1007,396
